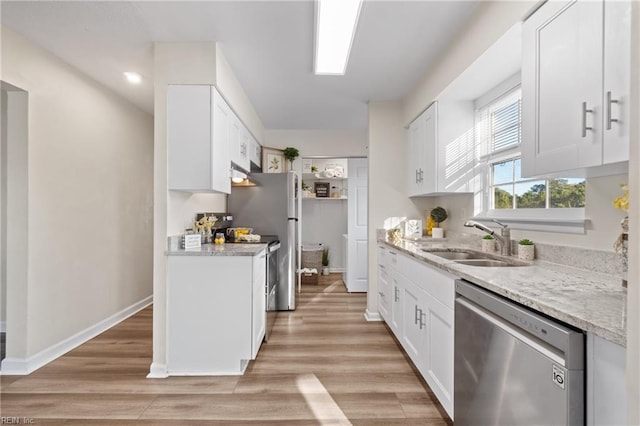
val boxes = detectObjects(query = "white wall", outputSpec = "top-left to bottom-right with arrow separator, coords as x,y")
1,88 -> 7,330
403,1 -> 537,126
216,48 -> 265,143
1,27 -> 153,362
264,129 -> 367,157
301,200 -> 347,271
367,101 -> 432,317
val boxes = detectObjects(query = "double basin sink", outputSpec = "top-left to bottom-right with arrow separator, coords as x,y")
422,249 -> 529,267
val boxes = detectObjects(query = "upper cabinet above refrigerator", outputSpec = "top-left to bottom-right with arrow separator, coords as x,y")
521,0 -> 630,177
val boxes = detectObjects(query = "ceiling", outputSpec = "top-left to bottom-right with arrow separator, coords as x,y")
1,1 -> 480,130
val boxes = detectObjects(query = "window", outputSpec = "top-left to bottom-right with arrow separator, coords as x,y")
474,83 -> 586,232
490,158 -> 586,210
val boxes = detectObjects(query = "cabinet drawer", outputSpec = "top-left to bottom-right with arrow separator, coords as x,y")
396,250 -> 455,310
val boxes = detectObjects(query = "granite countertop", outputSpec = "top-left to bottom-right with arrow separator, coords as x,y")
381,238 -> 627,347
167,243 -> 267,256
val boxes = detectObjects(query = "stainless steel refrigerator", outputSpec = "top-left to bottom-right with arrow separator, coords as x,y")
228,171 -> 298,311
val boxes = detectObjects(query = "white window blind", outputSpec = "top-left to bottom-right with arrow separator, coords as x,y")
476,88 -> 522,158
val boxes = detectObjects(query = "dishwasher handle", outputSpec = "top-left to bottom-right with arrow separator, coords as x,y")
456,297 -> 565,366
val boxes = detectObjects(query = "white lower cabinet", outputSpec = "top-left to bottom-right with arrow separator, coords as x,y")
167,251 -> 266,375
587,333 -> 627,426
377,245 -> 455,419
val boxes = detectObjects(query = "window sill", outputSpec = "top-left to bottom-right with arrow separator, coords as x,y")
475,210 -> 587,234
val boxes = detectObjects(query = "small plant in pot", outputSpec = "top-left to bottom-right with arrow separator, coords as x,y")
322,248 -> 330,275
481,234 -> 495,253
430,207 -> 448,238
518,239 -> 535,261
283,147 -> 299,171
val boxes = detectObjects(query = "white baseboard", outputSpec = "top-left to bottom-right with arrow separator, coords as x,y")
147,362 -> 169,379
329,267 -> 345,273
0,321 -> 6,333
364,309 -> 383,322
0,295 -> 152,376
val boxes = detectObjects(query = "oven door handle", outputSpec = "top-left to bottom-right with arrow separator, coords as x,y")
269,242 -> 281,252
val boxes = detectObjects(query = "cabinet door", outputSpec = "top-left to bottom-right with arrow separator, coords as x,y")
211,88 -> 231,194
229,111 -> 241,168
522,0 -> 603,176
424,295 -> 454,418
238,126 -> 251,173
389,274 -> 402,336
250,134 -> 261,168
252,251 -> 266,359
167,85 -> 212,191
401,278 -> 426,366
407,117 -> 423,196
378,265 -> 390,320
421,103 -> 437,193
602,0 -> 631,164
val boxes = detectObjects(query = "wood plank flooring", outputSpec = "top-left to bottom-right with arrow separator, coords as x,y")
0,274 -> 451,425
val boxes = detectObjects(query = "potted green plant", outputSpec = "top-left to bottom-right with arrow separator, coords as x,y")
430,207 -> 448,238
322,247 -> 330,275
283,147 -> 299,170
518,238 -> 535,261
481,234 -> 495,253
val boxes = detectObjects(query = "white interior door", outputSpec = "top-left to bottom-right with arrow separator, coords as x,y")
347,158 -> 368,292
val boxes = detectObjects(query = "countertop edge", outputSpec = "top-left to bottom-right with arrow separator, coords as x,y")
166,243 -> 268,257
379,239 -> 627,347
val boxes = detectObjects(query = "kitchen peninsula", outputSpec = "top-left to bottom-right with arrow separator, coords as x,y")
165,243 -> 267,375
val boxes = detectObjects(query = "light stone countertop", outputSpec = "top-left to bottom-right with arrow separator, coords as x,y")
167,243 -> 267,257
381,238 -> 627,347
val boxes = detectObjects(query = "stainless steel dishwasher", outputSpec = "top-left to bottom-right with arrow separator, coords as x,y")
454,280 -> 585,425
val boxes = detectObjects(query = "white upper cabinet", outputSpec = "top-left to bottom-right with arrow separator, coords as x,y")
407,101 -> 475,197
229,111 -> 250,173
249,132 -> 261,169
522,0 -> 630,177
168,85 -> 231,194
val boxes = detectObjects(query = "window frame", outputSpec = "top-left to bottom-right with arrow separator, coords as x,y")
474,79 -> 587,234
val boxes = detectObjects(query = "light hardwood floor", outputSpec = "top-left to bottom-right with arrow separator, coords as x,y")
0,274 -> 451,425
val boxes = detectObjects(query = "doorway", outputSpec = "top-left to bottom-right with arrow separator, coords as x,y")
298,157 -> 368,293
1,82 -> 29,369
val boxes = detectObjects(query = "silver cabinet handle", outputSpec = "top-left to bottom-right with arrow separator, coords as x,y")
419,169 -> 424,183
606,91 -> 619,130
582,101 -> 593,137
414,305 -> 420,325
394,287 -> 399,302
419,310 -> 426,329
379,264 -> 385,269
378,291 -> 384,297
415,169 -> 419,184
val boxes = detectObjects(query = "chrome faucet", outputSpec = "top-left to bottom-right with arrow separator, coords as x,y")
464,219 -> 512,256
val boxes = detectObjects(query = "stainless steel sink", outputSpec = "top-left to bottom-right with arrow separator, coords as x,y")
454,259 -> 528,267
427,251 -> 481,260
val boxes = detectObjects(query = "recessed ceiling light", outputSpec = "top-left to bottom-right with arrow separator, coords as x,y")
123,72 -> 142,85
314,0 -> 362,75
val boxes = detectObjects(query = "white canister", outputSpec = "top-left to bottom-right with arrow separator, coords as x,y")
432,228 -> 444,239
518,244 -> 535,261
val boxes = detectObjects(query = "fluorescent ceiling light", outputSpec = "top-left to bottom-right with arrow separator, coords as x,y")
314,0 -> 362,75
123,72 -> 142,85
